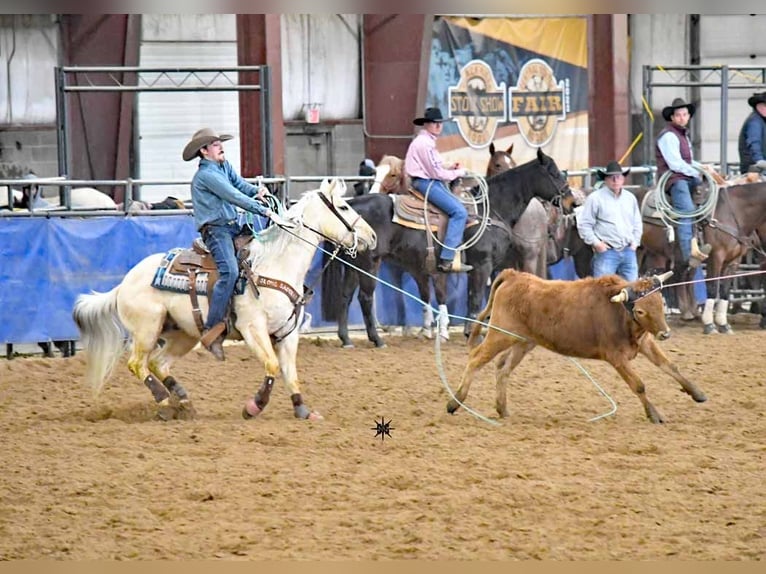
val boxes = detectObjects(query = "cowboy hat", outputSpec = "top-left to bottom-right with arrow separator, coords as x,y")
596,160 -> 630,180
662,97 -> 696,122
182,128 -> 234,161
748,91 -> 766,108
413,107 -> 446,126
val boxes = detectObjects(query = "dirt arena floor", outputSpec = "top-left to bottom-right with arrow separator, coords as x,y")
1,314 -> 765,560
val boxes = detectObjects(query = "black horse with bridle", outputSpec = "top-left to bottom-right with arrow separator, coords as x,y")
320,148 -> 575,347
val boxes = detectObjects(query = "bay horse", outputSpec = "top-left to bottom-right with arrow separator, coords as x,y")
73,179 -> 377,420
321,148 -> 574,347
698,179 -> 766,333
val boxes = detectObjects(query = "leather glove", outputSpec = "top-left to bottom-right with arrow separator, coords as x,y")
755,159 -> 766,170
265,209 -> 296,228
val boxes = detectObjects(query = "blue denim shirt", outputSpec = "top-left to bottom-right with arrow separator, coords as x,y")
191,159 -> 269,229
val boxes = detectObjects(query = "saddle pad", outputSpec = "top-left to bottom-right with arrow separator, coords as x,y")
151,248 -> 245,295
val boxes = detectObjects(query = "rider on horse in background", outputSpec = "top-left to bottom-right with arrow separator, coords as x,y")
404,107 -> 473,273
655,97 -> 712,268
183,127 -> 294,361
738,91 -> 766,177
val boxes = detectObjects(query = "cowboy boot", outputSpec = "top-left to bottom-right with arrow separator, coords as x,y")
200,322 -> 227,361
689,237 -> 712,267
437,257 -> 473,273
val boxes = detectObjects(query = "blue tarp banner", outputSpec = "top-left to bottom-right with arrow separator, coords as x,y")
0,216 -> 198,344
0,216 -> 580,345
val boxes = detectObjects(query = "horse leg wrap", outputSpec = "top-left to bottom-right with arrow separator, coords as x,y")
144,374 -> 170,403
162,376 -> 189,402
291,393 -> 311,419
714,299 -> 729,326
701,298 -> 715,326
254,376 -> 275,410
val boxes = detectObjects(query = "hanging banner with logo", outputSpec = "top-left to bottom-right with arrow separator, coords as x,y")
427,16 -> 588,173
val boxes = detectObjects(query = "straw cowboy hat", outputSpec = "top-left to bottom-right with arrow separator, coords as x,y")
413,107 -> 446,126
748,91 -> 766,108
662,97 -> 696,122
596,160 -> 631,180
182,128 -> 233,161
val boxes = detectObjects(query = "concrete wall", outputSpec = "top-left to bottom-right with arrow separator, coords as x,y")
284,120 -> 366,199
0,128 -> 58,179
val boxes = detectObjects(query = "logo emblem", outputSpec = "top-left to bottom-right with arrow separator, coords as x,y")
448,60 -> 507,149
508,58 -> 568,147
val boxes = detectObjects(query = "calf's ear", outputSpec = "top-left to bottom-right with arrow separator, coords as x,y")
610,289 -> 628,303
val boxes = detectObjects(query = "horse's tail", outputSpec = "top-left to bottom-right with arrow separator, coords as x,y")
72,286 -> 125,395
320,244 -> 346,322
467,270 -> 509,348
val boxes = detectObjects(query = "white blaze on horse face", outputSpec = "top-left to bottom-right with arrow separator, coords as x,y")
370,164 -> 391,194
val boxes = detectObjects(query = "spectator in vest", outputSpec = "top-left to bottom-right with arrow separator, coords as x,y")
738,91 -> 766,175
655,97 -> 711,268
404,107 -> 472,273
183,127 -> 294,361
577,161 -> 642,281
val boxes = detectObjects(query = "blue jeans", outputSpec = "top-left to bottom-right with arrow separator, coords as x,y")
592,248 -> 639,282
201,220 -> 241,329
411,178 -> 467,262
669,179 -> 695,262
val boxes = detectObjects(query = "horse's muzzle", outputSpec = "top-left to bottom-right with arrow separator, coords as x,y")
656,330 -> 671,341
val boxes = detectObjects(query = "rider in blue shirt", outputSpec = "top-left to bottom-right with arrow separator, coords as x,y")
183,127 -> 293,361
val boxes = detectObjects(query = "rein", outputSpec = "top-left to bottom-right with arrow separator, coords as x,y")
249,190 -> 362,340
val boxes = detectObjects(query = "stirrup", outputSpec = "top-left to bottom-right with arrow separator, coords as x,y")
690,238 -> 711,261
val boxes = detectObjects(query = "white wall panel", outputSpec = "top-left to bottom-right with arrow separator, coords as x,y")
0,15 -> 58,125
699,14 -> 766,168
281,14 -> 360,122
138,15 -> 238,202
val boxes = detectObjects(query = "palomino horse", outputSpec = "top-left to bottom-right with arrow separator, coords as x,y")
73,179 -> 377,420
321,149 -> 574,347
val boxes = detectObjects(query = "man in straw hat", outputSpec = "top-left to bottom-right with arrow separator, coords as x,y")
577,160 -> 642,281
738,91 -> 766,175
183,127 -> 294,361
404,107 -> 473,273
655,97 -> 711,268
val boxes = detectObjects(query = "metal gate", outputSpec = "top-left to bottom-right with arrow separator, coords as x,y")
54,64 -> 273,202
642,64 -> 766,306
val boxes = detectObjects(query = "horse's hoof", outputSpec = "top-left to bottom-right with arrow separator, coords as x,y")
373,340 -> 387,349
760,316 -> 766,330
175,401 -> 197,420
702,323 -> 717,335
155,405 -> 176,421
716,324 -> 733,334
341,343 -> 355,349
446,400 -> 460,414
242,398 -> 262,419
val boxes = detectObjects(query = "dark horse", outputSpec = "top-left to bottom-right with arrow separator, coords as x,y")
321,148 -> 574,348
696,180 -> 766,333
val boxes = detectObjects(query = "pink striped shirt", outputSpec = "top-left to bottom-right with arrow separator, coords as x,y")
404,129 -> 466,181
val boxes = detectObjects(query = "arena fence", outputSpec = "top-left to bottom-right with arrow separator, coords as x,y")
1,168 -> 762,354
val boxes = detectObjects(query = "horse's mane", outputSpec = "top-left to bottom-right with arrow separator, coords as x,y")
246,185 -> 327,268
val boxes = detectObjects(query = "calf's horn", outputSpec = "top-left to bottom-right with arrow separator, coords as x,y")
610,289 -> 629,303
653,270 -> 674,284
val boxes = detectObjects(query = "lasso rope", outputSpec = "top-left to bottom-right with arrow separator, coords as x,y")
652,165 -> 719,227
314,239 -> 622,425
421,172 -> 491,253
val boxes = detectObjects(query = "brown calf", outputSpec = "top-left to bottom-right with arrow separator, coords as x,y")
448,269 -> 708,423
